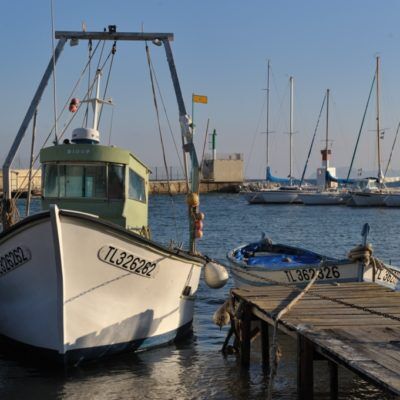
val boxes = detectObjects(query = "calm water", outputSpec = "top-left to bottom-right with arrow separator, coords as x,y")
1,194 -> 400,399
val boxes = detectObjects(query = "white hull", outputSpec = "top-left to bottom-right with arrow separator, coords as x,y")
260,189 -> 300,204
0,207 -> 202,362
243,191 -> 265,204
384,193 -> 400,207
351,192 -> 387,207
297,192 -> 347,205
228,260 -> 363,287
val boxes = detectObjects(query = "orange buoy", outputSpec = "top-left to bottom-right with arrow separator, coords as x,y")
195,230 -> 203,239
195,220 -> 203,230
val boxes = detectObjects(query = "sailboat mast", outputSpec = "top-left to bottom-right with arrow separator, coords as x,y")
289,76 -> 294,183
266,60 -> 270,171
376,56 -> 383,182
325,88 -> 330,166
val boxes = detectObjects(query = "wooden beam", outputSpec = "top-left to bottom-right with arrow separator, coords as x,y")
239,303 -> 252,367
298,335 -> 314,400
328,360 -> 339,400
260,320 -> 270,372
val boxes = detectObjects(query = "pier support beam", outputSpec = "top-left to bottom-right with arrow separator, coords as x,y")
260,320 -> 269,372
239,304 -> 252,367
297,335 -> 314,400
328,360 -> 338,400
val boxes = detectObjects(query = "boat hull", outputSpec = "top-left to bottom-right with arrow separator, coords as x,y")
227,241 -> 363,287
243,191 -> 265,204
350,192 -> 387,207
297,192 -> 347,205
228,259 -> 363,287
260,190 -> 300,204
384,193 -> 400,207
0,207 -> 202,363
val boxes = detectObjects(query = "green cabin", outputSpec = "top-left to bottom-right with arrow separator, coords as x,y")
40,142 -> 151,237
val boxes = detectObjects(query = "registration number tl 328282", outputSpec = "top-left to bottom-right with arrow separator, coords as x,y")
98,245 -> 158,278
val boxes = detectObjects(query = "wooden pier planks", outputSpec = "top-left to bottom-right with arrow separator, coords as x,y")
232,282 -> 400,396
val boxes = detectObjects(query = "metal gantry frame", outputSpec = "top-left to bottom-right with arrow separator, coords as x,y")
1,30 -> 200,252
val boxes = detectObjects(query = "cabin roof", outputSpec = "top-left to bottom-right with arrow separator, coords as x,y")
40,144 -> 150,172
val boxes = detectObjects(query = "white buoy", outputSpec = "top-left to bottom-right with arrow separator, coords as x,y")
204,261 -> 229,289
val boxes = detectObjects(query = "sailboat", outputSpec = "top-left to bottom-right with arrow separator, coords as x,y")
351,57 -> 390,207
0,28 -> 227,363
247,75 -> 302,204
297,89 -> 349,205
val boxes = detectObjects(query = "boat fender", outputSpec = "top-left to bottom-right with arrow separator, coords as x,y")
204,261 -> 229,289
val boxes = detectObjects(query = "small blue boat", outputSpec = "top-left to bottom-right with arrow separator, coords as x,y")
227,235 -> 363,287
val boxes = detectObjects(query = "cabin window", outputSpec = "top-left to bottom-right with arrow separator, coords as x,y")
43,164 -> 58,197
128,169 -> 146,203
108,164 -> 124,199
43,163 -> 107,198
59,164 -> 107,198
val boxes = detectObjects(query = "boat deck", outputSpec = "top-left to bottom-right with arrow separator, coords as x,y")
231,282 -> 400,399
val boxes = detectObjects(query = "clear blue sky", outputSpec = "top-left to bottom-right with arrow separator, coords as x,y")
1,0 -> 400,179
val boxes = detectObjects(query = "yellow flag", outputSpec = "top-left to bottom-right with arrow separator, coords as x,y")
192,94 -> 208,104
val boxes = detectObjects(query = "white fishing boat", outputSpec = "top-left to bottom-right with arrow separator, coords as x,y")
227,225 -> 400,291
227,234 -> 363,287
0,28 -> 227,364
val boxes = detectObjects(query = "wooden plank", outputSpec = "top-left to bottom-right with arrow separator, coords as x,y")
305,329 -> 400,394
232,282 -> 400,396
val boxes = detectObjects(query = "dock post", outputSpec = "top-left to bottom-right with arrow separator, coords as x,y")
260,320 -> 269,372
297,335 -> 314,400
239,303 -> 252,367
328,360 -> 338,400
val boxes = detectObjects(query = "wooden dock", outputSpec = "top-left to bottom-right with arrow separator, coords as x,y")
230,282 -> 400,399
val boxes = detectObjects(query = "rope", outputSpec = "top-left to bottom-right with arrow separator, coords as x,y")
147,54 -> 184,175
299,92 -> 327,187
346,72 -> 376,183
145,42 -> 180,241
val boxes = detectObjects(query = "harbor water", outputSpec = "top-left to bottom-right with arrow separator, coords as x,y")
1,194 -> 399,399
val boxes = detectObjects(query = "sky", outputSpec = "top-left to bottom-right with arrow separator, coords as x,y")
1,0 -> 400,179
